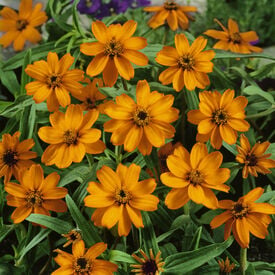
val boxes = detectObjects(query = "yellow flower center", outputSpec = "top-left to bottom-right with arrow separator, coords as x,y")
178,55 -> 195,70
115,188 -> 132,205
104,38 -> 124,57
142,260 -> 158,274
164,1 -> 178,10
229,32 -> 242,44
186,170 -> 203,185
3,149 -> 18,167
73,257 -> 92,273
211,109 -> 228,126
231,201 -> 249,219
133,107 -> 150,127
47,74 -> 62,89
245,153 -> 257,166
85,0 -> 92,8
63,130 -> 78,145
25,190 -> 43,207
16,19 -> 28,31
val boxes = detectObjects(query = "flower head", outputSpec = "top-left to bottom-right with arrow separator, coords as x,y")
84,163 -> 159,236
5,164 -> 67,223
77,0 -> 101,15
210,187 -> 275,248
80,20 -> 148,87
218,257 -> 235,274
236,134 -> 275,178
131,249 -> 165,275
0,131 -> 37,184
161,143 -> 230,210
187,89 -> 250,149
38,104 -> 105,169
204,18 -> 262,53
25,52 -> 84,112
62,229 -> 82,247
144,0 -> 197,30
53,240 -> 118,275
104,80 -> 179,155
0,0 -> 48,51
156,34 -> 215,91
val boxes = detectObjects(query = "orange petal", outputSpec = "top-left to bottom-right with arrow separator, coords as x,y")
219,124 -> 237,145
86,53 -> 109,77
210,210 -> 231,229
118,206 -> 132,236
114,55 -> 134,80
103,59 -> 118,87
101,204 -> 122,228
86,242 -> 107,260
126,205 -> 143,228
11,205 -> 32,223
80,42 -> 105,56
124,37 -> 147,50
129,195 -> 159,211
92,21 -> 108,43
190,143 -> 208,169
159,66 -> 179,85
72,240 -> 85,257
122,50 -> 148,66
165,188 -> 189,209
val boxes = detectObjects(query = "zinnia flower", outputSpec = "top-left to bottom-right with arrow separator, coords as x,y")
204,18 -> 262,53
144,0 -> 197,30
156,34 -> 215,91
80,20 -> 148,87
84,163 -> 159,236
131,249 -> 165,275
236,134 -> 275,178
218,257 -> 235,274
161,143 -> 230,210
62,229 -> 82,248
0,0 -> 48,51
187,89 -> 250,149
53,240 -> 118,275
210,187 -> 275,248
0,131 -> 37,184
25,52 -> 84,112
38,104 -> 105,169
5,164 -> 68,223
104,80 -> 179,155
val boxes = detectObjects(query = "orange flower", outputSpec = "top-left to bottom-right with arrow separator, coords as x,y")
80,20 -> 148,87
204,18 -> 262,54
25,52 -> 84,112
74,78 -> 107,113
187,89 -> 250,149
144,0 -> 197,30
5,164 -> 67,223
38,104 -> 105,169
161,143 -> 230,210
0,131 -> 37,184
84,163 -> 159,236
236,134 -> 275,178
62,229 -> 82,248
218,257 -> 235,274
104,80 -> 179,155
210,187 -> 275,248
156,34 -> 215,91
131,249 -> 165,275
53,240 -> 118,275
0,0 -> 47,51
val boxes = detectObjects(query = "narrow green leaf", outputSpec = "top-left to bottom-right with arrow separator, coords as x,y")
20,49 -> 32,96
214,50 -> 275,61
72,0 -> 86,38
59,165 -> 90,187
243,86 -> 274,104
0,69 -> 20,96
109,250 -> 136,264
0,224 -> 16,243
250,62 -> 275,79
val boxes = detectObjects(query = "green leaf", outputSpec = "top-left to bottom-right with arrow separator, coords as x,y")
20,49 -> 32,96
72,0 -> 86,38
214,50 -> 275,61
65,194 -> 102,246
19,103 -> 36,140
0,69 -> 20,96
163,236 -> 234,274
26,214 -> 73,234
148,82 -> 175,93
243,86 -> 274,104
250,62 -> 275,79
59,165 -> 90,187
256,190 -> 275,203
109,250 -> 136,264
0,224 -> 16,243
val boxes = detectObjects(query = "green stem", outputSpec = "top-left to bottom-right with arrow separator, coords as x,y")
183,203 -> 190,215
121,78 -> 128,91
115,145 -> 123,164
162,25 -> 169,45
246,106 -> 274,119
86,154 -> 94,169
240,247 -> 247,275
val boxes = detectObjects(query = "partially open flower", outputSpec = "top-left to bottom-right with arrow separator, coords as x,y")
62,229 -> 82,248
218,257 -> 235,274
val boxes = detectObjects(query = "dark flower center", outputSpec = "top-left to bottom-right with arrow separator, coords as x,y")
164,1 -> 178,10
142,260 -> 158,274
229,32 -> 242,44
115,188 -> 131,205
47,74 -> 62,89
133,107 -> 150,126
178,55 -> 195,70
211,109 -> 228,126
85,98 -> 96,110
16,19 -> 28,31
245,153 -> 257,166
3,150 -> 18,167
105,38 -> 124,57
74,257 -> 91,273
63,130 -> 78,145
25,190 -> 43,207
186,170 -> 203,186
231,202 -> 249,219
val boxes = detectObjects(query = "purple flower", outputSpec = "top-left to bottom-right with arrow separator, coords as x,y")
131,0 -> 151,8
77,0 -> 101,15
97,0 -> 131,18
250,39 -> 259,46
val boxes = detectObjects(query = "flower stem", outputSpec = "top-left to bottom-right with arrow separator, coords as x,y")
240,247 -> 247,275
86,154 -> 94,169
246,106 -> 274,119
121,78 -> 128,91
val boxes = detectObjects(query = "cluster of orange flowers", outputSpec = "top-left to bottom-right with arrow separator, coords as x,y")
0,0 -> 275,274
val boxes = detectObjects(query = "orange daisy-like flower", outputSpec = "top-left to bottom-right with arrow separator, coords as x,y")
74,78 -> 107,113
161,143 -> 230,210
0,131 -> 37,184
218,257 -> 235,274
156,34 -> 215,91
144,0 -> 197,30
236,134 -> 275,178
62,229 -> 82,248
210,187 -> 275,248
53,240 -> 118,275
187,89 -> 250,149
104,80 -> 179,155
25,52 -> 84,112
0,0 -> 48,51
84,163 -> 159,236
38,104 -> 105,169
204,18 -> 262,54
80,20 -> 148,87
5,164 -> 68,223
131,249 -> 165,275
